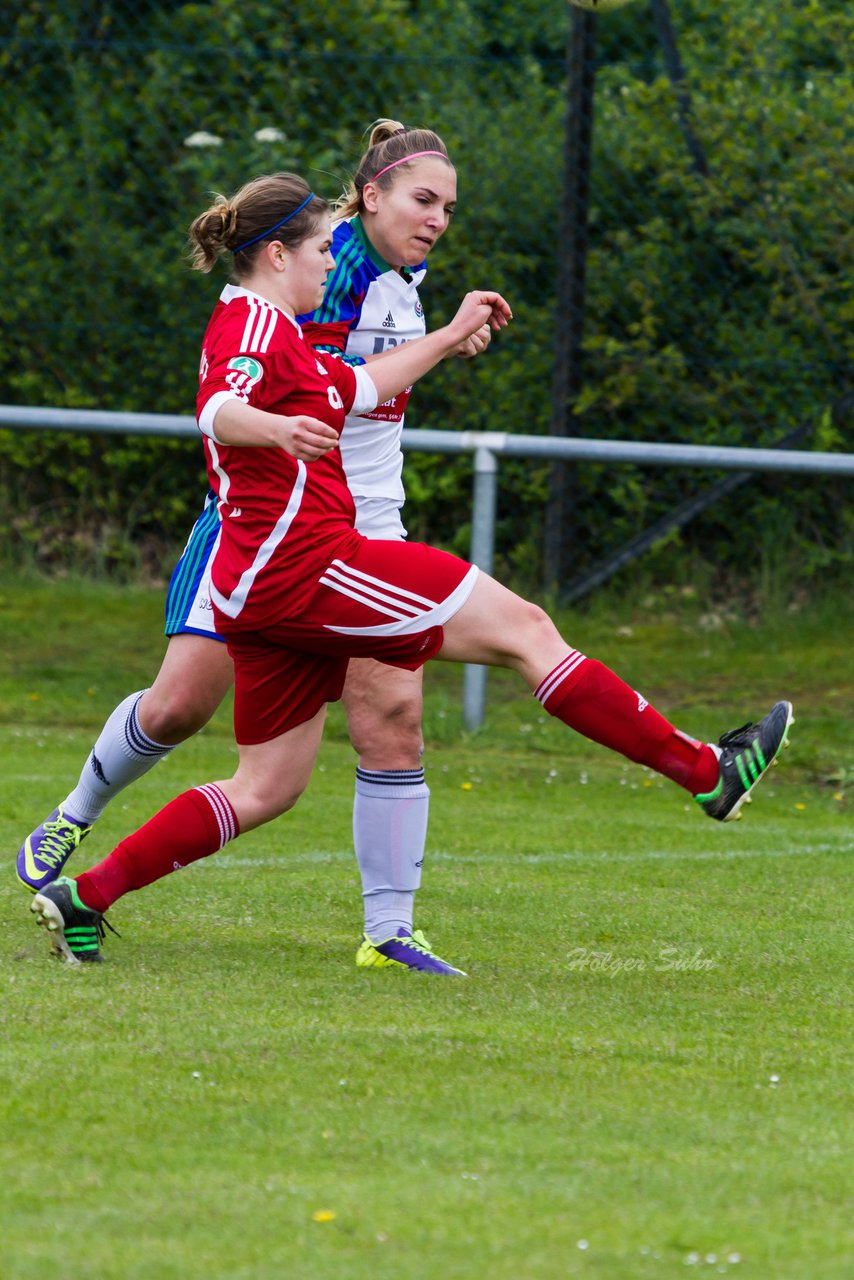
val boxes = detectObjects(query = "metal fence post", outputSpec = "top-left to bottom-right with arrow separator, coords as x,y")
462,443 -> 499,731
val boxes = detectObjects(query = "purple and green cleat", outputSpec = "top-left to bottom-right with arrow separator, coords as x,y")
695,700 -> 794,822
16,805 -> 92,893
356,928 -> 466,976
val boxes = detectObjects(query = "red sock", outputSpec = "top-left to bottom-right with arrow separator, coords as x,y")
535,652 -> 719,794
75,785 -> 239,912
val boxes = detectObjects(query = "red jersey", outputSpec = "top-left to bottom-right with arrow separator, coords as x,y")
196,285 -> 377,630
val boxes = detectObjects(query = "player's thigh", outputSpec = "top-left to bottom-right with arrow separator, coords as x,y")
342,658 -> 425,766
140,634 -> 234,742
439,572 -> 568,680
223,705 -> 327,828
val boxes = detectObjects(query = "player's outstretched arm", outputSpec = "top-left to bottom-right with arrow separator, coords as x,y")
366,291 -> 511,405
364,320 -> 492,366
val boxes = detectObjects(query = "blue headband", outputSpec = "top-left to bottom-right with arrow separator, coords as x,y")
233,192 -> 315,254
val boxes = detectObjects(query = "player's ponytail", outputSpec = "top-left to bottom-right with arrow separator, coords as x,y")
336,119 -> 452,219
187,174 -> 328,274
187,194 -> 238,272
366,119 -> 407,150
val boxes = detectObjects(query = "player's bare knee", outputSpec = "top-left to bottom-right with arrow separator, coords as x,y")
349,698 -> 421,747
236,776 -> 307,826
347,695 -> 424,766
267,782 -> 306,818
505,598 -> 561,659
139,698 -> 210,745
384,709 -> 425,760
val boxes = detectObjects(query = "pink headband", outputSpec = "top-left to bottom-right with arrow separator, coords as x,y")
369,150 -> 449,183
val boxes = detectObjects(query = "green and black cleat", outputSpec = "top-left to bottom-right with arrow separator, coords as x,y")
696,700 -> 794,822
30,876 -> 116,964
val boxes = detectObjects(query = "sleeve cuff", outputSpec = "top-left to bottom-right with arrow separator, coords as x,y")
350,366 -> 378,416
198,390 -> 237,443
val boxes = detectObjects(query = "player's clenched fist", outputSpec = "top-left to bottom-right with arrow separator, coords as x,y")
279,415 -> 340,460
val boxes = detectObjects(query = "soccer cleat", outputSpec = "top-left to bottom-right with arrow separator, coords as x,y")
16,806 -> 92,892
30,876 -> 113,964
695,700 -> 794,822
355,928 -> 467,976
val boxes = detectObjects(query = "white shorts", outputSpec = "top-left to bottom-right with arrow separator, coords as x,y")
353,496 -> 407,541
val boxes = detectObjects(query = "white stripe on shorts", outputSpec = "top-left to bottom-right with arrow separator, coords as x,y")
318,573 -> 420,621
324,559 -> 441,608
323,563 -> 480,637
319,560 -> 437,619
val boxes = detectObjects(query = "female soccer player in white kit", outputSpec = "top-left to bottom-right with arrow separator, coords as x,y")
28,172 -> 793,966
18,121 -> 489,974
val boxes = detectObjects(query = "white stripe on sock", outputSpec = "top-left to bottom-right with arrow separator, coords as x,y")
534,651 -> 587,705
197,784 -> 237,848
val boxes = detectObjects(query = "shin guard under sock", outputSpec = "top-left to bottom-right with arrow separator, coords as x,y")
354,767 -> 428,938
535,652 -> 718,793
64,690 -> 175,824
76,785 -> 239,911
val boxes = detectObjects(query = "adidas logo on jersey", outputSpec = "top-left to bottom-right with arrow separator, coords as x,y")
382,311 -> 396,329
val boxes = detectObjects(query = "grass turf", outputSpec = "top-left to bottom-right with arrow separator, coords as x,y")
0,572 -> 851,1279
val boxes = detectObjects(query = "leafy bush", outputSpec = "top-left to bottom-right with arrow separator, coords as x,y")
1,0 -> 851,594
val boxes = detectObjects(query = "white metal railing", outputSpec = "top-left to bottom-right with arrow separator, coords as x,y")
3,403 -> 852,728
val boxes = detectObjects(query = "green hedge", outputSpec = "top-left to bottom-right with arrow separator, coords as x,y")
1,0 -> 851,590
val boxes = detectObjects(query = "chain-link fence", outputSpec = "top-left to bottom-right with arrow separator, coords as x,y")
2,0 -> 851,591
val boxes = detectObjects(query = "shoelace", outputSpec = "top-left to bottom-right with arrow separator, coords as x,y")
717,722 -> 755,750
38,818 -> 85,868
77,911 -> 120,943
99,915 -> 121,941
405,930 -> 435,955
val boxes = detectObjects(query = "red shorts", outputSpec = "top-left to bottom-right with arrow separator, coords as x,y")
221,539 -> 478,744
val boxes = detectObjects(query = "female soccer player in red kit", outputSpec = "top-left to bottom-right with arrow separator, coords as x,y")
29,173 -> 793,967
18,120 -> 492,974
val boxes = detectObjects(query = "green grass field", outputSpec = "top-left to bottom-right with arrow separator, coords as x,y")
1,573 -> 851,1279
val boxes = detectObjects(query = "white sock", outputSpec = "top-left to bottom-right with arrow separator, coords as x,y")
63,690 -> 175,824
354,767 -> 429,940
